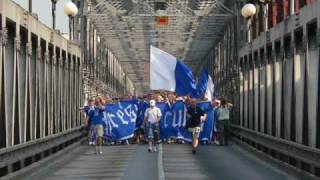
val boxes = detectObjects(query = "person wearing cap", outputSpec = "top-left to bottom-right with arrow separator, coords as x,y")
186,99 -> 207,154
144,99 -> 162,152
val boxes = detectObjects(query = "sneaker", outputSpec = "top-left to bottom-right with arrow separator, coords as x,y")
99,151 -> 103,154
192,149 -> 196,154
148,147 -> 152,152
153,147 -> 157,152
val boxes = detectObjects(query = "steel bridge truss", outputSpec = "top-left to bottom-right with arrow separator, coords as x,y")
87,0 -> 233,91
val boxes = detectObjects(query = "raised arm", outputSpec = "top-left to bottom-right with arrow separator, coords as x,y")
200,113 -> 207,122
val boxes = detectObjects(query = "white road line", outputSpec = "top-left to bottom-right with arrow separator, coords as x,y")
158,144 -> 165,180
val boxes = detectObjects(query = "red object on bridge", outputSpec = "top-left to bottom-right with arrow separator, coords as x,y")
283,0 -> 289,18
155,16 -> 169,25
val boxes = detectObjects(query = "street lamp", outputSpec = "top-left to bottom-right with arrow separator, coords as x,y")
64,2 -> 78,40
29,0 -> 32,13
241,3 -> 256,43
52,0 -> 58,29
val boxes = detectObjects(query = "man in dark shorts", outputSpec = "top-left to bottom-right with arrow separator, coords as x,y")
187,99 -> 207,154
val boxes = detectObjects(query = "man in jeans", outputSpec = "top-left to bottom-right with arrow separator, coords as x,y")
216,99 -> 233,146
187,99 -> 207,154
144,99 -> 162,152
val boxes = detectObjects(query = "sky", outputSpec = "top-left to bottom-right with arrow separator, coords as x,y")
13,0 -> 70,33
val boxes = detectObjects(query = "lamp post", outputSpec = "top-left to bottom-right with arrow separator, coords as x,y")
241,3 -> 257,43
51,0 -> 58,29
28,0 -> 32,13
64,2 -> 78,41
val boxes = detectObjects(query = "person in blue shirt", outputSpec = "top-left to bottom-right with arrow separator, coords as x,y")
82,98 -> 95,145
88,96 -> 106,154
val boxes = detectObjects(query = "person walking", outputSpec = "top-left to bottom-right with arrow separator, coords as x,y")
85,99 -> 95,145
212,99 -> 221,145
215,99 -> 233,146
186,99 -> 207,154
84,98 -> 96,145
144,99 -> 162,152
88,96 -> 106,154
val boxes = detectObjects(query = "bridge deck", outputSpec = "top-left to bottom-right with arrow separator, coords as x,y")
24,144 -> 297,180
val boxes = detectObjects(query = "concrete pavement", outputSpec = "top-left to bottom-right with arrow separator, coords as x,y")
23,143 -> 298,180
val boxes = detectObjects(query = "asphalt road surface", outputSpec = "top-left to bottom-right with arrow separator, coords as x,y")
24,143 -> 298,180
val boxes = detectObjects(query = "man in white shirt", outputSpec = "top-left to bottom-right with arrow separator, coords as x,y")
144,100 -> 162,152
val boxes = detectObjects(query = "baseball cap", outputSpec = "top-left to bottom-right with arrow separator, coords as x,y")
150,100 -> 156,106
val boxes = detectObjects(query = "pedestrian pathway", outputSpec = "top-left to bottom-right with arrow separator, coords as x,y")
24,143 -> 299,180
24,145 -> 138,180
163,144 -> 297,180
163,144 -> 208,180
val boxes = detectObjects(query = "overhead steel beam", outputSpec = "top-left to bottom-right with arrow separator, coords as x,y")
87,0 -> 233,90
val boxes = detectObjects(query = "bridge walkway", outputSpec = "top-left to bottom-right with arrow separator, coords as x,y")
23,143 -> 298,180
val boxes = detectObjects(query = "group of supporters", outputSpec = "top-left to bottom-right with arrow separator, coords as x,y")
82,92 -> 232,155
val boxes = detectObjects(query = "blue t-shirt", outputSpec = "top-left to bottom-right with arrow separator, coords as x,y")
83,106 -> 95,125
88,106 -> 106,125
83,106 -> 93,115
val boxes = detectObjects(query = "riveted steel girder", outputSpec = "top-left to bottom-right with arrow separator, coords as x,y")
88,0 -> 233,91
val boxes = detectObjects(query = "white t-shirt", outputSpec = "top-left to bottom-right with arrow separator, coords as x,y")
145,107 -> 162,124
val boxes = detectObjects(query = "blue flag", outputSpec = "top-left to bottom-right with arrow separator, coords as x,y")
158,101 -> 214,142
136,100 -> 149,129
197,101 -> 214,141
175,60 -> 197,96
159,101 -> 187,139
193,68 -> 209,98
105,100 -> 138,140
103,100 -> 214,141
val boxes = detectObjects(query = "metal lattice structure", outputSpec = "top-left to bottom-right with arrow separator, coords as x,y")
87,0 -> 233,92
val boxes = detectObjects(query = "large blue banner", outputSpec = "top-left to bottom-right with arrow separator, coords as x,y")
102,100 -> 214,141
159,101 -> 214,142
104,100 -> 138,140
197,101 -> 214,141
136,100 -> 149,129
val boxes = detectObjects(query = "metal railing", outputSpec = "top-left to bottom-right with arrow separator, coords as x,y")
231,124 -> 320,177
0,127 -> 85,177
231,124 -> 320,167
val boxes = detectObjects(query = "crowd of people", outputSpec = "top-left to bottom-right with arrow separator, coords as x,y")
81,92 -> 232,155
